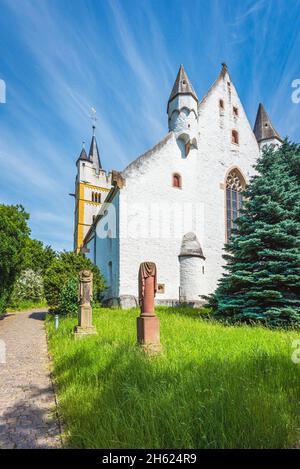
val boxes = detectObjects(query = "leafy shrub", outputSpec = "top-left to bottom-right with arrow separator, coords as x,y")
22,238 -> 56,274
10,269 -> 44,307
43,251 -> 105,310
58,277 -> 78,316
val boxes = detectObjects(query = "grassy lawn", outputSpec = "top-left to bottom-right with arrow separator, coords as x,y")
46,307 -> 300,449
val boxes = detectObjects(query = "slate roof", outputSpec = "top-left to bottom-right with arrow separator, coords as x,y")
77,130 -> 102,170
179,232 -> 205,259
168,65 -> 198,104
77,147 -> 89,162
88,134 -> 102,170
253,103 -> 282,143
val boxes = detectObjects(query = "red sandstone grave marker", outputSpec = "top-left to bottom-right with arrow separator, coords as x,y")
137,262 -> 161,353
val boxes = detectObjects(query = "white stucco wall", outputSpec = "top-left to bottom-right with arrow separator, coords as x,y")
93,192 -> 120,301
118,133 -> 204,301
81,171 -> 112,234
196,69 -> 259,293
168,94 -> 198,136
85,236 -> 95,263
89,68 -> 260,305
179,256 -> 205,302
259,138 -> 282,152
118,69 -> 258,302
77,162 -> 111,189
83,202 -> 100,239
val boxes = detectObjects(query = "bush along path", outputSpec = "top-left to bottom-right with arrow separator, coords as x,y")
0,309 -> 62,449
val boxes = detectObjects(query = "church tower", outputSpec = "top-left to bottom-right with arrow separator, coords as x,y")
73,127 -> 112,253
253,103 -> 283,151
167,65 -> 199,154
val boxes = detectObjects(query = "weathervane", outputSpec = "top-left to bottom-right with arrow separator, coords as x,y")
90,106 -> 97,135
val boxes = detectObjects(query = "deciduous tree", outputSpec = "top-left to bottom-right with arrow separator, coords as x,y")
0,204 -> 30,313
43,251 -> 105,310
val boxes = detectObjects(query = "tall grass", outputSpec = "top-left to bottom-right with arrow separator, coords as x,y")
46,307 -> 300,448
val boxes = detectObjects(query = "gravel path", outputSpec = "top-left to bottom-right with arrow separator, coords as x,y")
0,310 -> 62,449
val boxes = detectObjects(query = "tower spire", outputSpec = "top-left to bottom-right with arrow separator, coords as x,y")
253,103 -> 282,145
88,107 -> 102,171
168,65 -> 198,109
88,131 -> 102,171
91,107 -> 97,133
73,107 -> 112,253
77,140 -> 88,162
167,65 -> 198,135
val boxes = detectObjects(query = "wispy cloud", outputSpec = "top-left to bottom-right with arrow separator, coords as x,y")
228,0 -> 266,26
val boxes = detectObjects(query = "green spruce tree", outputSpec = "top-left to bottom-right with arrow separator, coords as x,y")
208,141 -> 300,327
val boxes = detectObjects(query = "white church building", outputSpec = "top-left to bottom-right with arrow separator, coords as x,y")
74,63 -> 282,307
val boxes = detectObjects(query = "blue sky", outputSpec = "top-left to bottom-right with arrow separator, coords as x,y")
0,0 -> 299,251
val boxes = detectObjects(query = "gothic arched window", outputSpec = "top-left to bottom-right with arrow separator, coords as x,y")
226,169 -> 245,240
173,173 -> 182,189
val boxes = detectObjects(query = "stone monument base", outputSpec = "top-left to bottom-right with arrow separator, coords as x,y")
137,316 -> 161,354
74,325 -> 97,339
138,342 -> 162,355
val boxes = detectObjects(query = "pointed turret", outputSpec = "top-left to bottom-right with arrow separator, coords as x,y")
168,65 -> 198,107
77,146 -> 89,163
88,127 -> 102,172
73,125 -> 112,253
179,232 -> 206,302
179,232 -> 205,259
167,65 -> 198,136
253,103 -> 282,150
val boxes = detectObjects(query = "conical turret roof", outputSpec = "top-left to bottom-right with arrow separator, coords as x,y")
168,65 -> 198,104
253,103 -> 282,143
179,232 -> 205,259
77,147 -> 89,163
